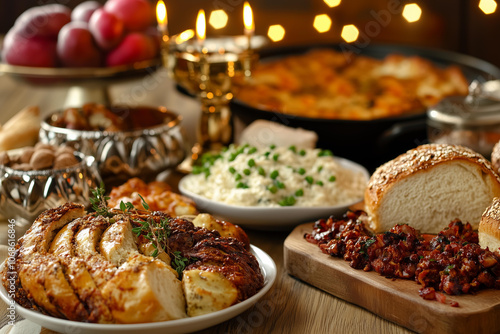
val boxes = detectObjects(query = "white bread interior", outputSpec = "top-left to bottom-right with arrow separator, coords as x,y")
479,197 -> 500,252
102,254 -> 186,323
182,269 -> 238,317
365,144 -> 500,234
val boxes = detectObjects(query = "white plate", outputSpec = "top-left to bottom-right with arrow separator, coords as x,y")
0,245 -> 276,334
179,157 -> 370,230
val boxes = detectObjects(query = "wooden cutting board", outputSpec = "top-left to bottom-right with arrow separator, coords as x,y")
284,223 -> 500,334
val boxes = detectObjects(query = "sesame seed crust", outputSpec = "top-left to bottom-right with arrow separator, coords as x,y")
365,144 -> 500,207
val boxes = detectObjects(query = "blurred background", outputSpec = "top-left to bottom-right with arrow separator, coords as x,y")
1,0 -> 499,67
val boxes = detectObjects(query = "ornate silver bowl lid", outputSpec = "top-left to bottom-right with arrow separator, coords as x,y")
0,151 -> 101,228
39,105 -> 188,186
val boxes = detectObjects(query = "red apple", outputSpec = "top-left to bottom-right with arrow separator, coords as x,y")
106,32 -> 156,67
2,28 -> 57,67
14,4 -> 71,39
71,1 -> 102,23
88,8 -> 124,50
104,0 -> 154,32
57,22 -> 103,67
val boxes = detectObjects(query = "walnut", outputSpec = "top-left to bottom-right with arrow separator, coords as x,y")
11,163 -> 32,171
0,152 -> 10,166
30,149 -> 55,170
53,153 -> 79,170
55,146 -> 75,156
20,147 -> 35,164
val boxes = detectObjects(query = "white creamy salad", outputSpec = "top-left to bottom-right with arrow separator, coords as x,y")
183,144 -> 367,207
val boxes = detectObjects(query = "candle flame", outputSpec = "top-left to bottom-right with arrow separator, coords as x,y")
243,2 -> 254,34
176,29 -> 195,44
156,1 -> 167,27
196,9 -> 206,42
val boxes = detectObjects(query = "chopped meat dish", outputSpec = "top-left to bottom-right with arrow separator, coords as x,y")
305,210 -> 500,306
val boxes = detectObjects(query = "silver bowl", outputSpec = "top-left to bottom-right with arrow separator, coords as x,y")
0,151 -> 101,227
39,106 -> 188,186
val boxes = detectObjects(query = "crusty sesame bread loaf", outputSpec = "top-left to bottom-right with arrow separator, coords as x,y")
365,144 -> 500,234
479,197 -> 500,253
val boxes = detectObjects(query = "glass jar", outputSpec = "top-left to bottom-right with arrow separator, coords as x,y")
427,95 -> 500,158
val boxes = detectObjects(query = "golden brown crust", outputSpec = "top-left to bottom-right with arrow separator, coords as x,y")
4,204 -> 263,324
365,144 -> 500,209
479,198 -> 500,247
491,141 -> 500,175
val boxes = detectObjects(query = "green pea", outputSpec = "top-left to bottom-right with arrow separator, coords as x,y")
235,174 -> 242,181
316,181 -> 324,186
299,149 -> 306,156
270,170 -> 279,179
258,167 -> 266,176
229,166 -> 236,174
248,159 -> 256,167
289,145 -> 296,153
267,185 -> 278,193
248,147 -> 257,154
298,168 -> 306,175
279,196 -> 296,206
305,176 -> 314,184
275,180 -> 285,189
273,153 -> 279,161
236,182 -> 249,189
295,189 -> 304,196
318,149 -> 333,157
243,169 -> 251,176
329,176 -> 336,182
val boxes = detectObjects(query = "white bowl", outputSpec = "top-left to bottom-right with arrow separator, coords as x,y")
179,157 -> 370,230
0,245 -> 276,334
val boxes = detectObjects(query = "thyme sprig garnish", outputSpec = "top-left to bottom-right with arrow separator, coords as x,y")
89,182 -> 113,217
89,184 -> 192,275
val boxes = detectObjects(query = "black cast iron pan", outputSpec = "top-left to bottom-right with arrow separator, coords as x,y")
230,43 -> 500,171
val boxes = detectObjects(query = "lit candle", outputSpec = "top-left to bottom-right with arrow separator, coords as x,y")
243,2 -> 254,50
196,9 -> 206,54
156,1 -> 169,43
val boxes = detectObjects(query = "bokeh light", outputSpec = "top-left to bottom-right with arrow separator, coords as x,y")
402,3 -> 422,23
209,10 -> 228,29
323,0 -> 341,8
313,14 -> 332,33
341,24 -> 359,43
268,24 -> 286,42
479,0 -> 497,14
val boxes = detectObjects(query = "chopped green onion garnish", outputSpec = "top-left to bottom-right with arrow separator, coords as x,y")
267,185 -> 278,193
318,149 -> 333,157
279,196 -> 296,206
275,180 -> 285,189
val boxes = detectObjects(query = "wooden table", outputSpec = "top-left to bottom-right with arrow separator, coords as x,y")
0,68 -> 413,334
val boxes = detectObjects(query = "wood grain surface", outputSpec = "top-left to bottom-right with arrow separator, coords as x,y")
0,65 -> 415,334
284,223 -> 500,334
